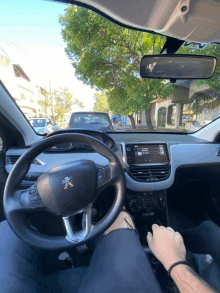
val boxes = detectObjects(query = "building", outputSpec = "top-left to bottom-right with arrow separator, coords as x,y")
133,80 -> 220,131
0,54 -> 40,119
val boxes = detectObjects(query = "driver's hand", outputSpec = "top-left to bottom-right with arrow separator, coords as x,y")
147,224 -> 186,271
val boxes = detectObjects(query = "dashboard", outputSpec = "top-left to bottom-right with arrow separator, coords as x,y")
5,129 -> 220,192
44,129 -> 115,151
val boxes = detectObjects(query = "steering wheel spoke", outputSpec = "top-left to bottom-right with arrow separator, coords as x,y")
96,164 -> 114,194
62,204 -> 94,243
19,184 -> 46,212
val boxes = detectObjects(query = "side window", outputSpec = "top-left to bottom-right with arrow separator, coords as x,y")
46,119 -> 51,125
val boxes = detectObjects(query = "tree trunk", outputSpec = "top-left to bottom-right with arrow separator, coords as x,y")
128,114 -> 136,130
145,106 -> 154,131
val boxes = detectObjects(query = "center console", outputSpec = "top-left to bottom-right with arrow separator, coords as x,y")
121,142 -> 170,244
121,142 -> 171,182
125,190 -> 168,245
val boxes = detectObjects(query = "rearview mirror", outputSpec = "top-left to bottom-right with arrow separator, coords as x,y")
140,54 -> 216,80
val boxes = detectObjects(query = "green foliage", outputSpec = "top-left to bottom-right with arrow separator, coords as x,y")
178,44 -> 220,93
38,87 -> 84,128
20,93 -> 26,100
38,88 -> 52,117
59,7 -> 171,127
54,87 -> 85,128
93,92 -> 109,112
75,98 -> 85,109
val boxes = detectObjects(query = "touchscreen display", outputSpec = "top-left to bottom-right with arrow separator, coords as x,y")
126,144 -> 167,165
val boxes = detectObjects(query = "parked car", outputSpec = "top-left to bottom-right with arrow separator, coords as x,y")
67,112 -> 115,131
201,118 -> 212,126
182,115 -> 189,123
29,118 -> 59,134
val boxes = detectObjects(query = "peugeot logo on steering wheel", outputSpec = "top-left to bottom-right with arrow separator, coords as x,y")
61,177 -> 74,189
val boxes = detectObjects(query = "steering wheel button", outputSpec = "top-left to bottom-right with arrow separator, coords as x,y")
30,195 -> 40,201
29,188 -> 36,195
98,175 -> 103,181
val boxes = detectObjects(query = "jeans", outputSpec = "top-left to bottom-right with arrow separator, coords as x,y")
0,221 -> 163,293
179,220 -> 220,291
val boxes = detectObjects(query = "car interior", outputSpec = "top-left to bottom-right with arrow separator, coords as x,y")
2,0 -> 220,292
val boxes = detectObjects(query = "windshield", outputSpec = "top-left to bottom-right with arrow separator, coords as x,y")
29,119 -> 46,128
1,2 -> 220,134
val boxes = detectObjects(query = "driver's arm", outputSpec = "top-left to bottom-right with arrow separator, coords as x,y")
147,224 -> 218,293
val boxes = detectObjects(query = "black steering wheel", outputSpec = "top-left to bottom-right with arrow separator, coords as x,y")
4,133 -> 126,249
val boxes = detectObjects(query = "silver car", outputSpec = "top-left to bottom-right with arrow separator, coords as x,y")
29,118 -> 59,134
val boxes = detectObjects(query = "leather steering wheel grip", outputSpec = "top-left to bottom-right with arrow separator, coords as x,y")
3,133 -> 126,249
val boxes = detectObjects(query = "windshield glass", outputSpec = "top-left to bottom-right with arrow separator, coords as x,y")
29,119 -> 46,128
1,2 -> 220,134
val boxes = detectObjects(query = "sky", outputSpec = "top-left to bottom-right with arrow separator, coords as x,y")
0,0 -> 97,111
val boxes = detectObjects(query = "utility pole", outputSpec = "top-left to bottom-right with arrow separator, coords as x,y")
49,79 -> 55,120
44,86 -> 47,118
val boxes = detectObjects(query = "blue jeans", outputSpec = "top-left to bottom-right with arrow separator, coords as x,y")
0,221 -> 163,293
179,220 -> 220,291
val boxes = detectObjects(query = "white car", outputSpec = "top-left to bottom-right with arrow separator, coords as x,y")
29,118 -> 59,134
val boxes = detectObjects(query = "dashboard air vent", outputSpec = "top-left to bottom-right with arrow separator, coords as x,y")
8,155 -> 20,164
129,165 -> 170,182
7,155 -> 43,165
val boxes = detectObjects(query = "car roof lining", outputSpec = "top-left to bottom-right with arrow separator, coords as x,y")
54,0 -> 163,35
54,0 -> 220,44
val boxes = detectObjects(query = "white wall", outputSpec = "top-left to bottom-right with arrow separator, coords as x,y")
155,99 -> 183,129
0,54 -> 41,119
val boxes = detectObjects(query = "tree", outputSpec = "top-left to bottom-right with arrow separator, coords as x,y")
20,93 -> 26,100
59,7 -> 171,130
38,88 -> 52,117
54,87 -> 85,127
38,86 -> 84,127
93,92 -> 109,112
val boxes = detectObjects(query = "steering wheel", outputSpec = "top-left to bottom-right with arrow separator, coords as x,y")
4,133 -> 126,249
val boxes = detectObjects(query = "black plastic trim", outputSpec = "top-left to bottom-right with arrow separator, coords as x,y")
160,37 -> 184,54
128,165 -> 171,183
45,129 -> 115,151
0,110 -> 24,149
